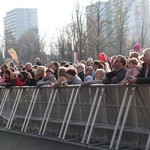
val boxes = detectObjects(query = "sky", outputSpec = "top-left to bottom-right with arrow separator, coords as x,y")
0,0 -> 108,40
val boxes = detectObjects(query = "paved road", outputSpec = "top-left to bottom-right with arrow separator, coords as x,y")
0,131 -> 87,150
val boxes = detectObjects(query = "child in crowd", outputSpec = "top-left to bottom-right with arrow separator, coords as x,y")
120,58 -> 141,85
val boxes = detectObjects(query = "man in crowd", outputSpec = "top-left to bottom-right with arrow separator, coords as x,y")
103,55 -> 127,84
25,62 -> 35,78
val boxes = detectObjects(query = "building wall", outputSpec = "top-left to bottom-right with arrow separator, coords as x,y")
4,8 -> 38,39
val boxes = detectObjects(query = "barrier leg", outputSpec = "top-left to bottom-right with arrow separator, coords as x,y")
58,88 -> 75,139
86,87 -> 105,145
23,89 -> 39,133
7,89 -> 23,130
145,133 -> 150,150
81,87 -> 100,144
21,89 -> 38,132
5,89 -> 21,129
109,87 -> 129,149
62,88 -> 79,140
38,89 -> 54,135
0,89 -> 10,115
115,87 -> 135,150
41,89 -> 58,136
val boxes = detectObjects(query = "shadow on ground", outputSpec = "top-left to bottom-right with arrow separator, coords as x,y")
0,131 -> 87,150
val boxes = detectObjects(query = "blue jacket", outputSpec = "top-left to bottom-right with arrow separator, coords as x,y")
67,75 -> 82,85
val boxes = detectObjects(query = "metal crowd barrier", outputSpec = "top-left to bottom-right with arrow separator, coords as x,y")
0,85 -> 149,150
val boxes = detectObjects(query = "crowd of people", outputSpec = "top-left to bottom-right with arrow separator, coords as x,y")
0,43 -> 150,88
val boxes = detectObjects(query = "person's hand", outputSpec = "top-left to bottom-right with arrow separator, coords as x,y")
120,80 -> 129,85
129,77 -> 137,84
61,81 -> 68,87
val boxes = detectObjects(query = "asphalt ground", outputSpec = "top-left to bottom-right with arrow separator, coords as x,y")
0,131 -> 88,150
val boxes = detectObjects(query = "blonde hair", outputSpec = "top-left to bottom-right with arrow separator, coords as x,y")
35,66 -> 47,79
127,58 -> 139,66
129,52 -> 139,59
58,67 -> 67,78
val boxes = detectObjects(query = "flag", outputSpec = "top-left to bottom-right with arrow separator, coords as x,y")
8,48 -> 19,63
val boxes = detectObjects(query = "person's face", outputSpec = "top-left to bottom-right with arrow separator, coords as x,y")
77,66 -> 83,73
93,64 -> 98,70
1,65 -> 7,72
4,73 -> 10,79
26,64 -> 31,71
46,71 -> 51,78
143,52 -> 150,64
51,63 -> 57,70
113,57 -> 123,70
85,69 -> 92,75
37,69 -> 43,75
95,71 -> 104,80
66,73 -> 72,79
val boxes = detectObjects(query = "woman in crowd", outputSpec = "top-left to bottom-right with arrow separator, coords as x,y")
1,69 -> 15,87
52,66 -> 67,88
48,61 -> 60,80
34,66 -> 46,84
62,68 -> 82,86
36,69 -> 56,87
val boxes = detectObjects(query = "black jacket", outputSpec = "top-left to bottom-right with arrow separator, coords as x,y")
136,63 -> 150,84
103,67 -> 127,84
78,71 -> 85,82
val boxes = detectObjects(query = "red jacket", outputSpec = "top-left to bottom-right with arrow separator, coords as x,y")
14,78 -> 26,86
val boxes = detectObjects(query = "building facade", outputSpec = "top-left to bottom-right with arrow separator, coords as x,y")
4,8 -> 38,39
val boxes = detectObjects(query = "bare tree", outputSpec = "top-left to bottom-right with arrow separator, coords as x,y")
139,0 -> 150,47
86,1 -> 116,58
56,26 -> 73,62
17,27 -> 41,63
56,28 -> 67,62
71,1 -> 87,60
111,0 -> 134,55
